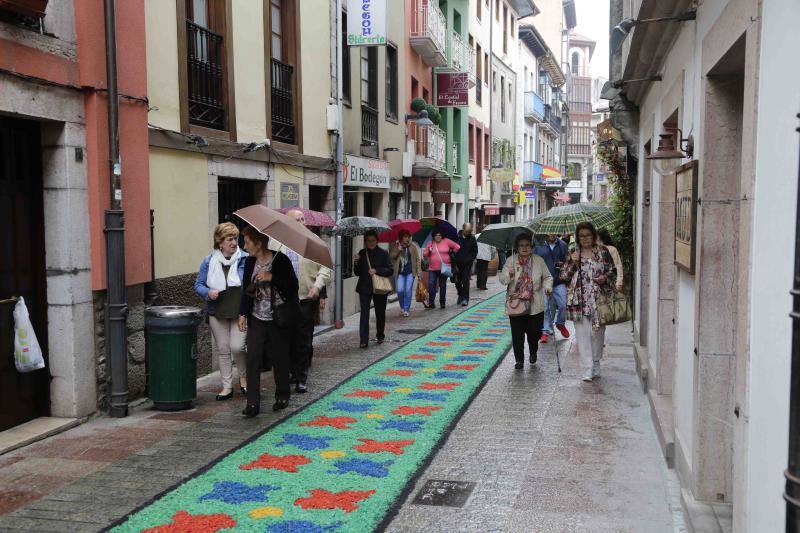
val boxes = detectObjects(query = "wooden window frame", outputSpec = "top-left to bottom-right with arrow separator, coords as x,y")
385,42 -> 398,123
177,0 -> 237,140
264,0 -> 303,152
342,9 -> 351,105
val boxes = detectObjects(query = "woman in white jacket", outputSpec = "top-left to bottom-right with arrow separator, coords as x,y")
500,232 -> 553,369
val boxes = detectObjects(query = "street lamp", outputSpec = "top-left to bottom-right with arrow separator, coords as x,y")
647,131 -> 694,175
611,10 -> 697,52
404,109 -> 434,127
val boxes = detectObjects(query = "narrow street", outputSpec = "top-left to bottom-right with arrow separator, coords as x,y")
0,276 -> 683,532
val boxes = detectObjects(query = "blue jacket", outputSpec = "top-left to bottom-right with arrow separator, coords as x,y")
534,239 -> 568,286
194,252 -> 248,316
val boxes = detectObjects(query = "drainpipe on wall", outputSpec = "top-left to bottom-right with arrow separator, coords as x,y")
786,113 -> 800,531
103,0 -> 128,417
333,0 -> 345,329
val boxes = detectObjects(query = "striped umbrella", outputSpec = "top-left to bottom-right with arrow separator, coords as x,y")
528,203 -> 616,236
412,217 -> 458,246
324,216 -> 391,237
476,222 -> 532,250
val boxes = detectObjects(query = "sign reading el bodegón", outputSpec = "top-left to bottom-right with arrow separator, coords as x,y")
343,154 -> 390,189
436,72 -> 469,107
346,0 -> 387,46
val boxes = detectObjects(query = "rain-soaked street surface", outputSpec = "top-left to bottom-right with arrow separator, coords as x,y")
0,276 -> 684,532
388,323 -> 687,533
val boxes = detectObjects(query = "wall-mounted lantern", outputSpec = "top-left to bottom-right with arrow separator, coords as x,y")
647,130 -> 694,176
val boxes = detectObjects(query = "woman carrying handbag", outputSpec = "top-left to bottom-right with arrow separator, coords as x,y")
560,222 -> 616,383
354,230 -> 393,348
499,233 -> 553,369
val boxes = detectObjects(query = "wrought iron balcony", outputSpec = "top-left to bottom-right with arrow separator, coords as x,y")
451,142 -> 463,177
524,91 -> 545,123
187,21 -> 226,130
444,31 -> 469,73
409,0 -> 447,67
412,123 -> 447,176
361,104 -> 379,147
468,46 -> 477,87
270,58 -> 295,145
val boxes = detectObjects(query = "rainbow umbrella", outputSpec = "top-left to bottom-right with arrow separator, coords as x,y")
379,219 -> 423,243
413,217 -> 458,246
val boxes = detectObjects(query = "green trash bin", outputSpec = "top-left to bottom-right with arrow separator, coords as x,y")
145,306 -> 203,411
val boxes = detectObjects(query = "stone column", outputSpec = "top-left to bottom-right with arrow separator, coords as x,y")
656,171 -> 676,395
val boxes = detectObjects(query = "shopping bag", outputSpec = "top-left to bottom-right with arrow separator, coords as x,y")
13,297 -> 45,373
597,290 -> 632,327
416,276 -> 429,303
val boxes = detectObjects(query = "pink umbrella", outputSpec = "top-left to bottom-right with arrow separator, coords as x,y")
275,207 -> 335,227
378,219 -> 423,243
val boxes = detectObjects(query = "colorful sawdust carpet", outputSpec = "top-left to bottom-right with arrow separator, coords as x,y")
111,294 -> 510,532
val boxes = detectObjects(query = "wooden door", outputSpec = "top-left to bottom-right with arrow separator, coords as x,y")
0,116 -> 49,432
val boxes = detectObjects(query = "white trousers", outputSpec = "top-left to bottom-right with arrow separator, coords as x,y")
209,316 -> 247,391
573,318 -> 605,376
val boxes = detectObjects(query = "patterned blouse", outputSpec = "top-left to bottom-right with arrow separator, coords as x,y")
560,245 -> 615,330
251,257 -> 284,322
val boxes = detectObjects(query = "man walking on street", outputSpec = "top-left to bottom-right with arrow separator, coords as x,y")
475,238 -> 495,290
285,209 -> 332,393
455,223 -> 478,306
534,234 -> 570,343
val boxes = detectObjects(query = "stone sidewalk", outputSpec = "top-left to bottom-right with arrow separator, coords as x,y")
0,277 -> 504,532
387,323 -> 687,533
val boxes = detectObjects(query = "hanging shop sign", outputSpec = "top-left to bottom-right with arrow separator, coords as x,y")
489,167 -> 515,183
524,188 -> 536,199
436,72 -> 469,107
343,154 -> 390,189
674,161 -> 698,274
483,204 -> 500,216
279,183 -> 300,208
545,177 -> 563,187
346,0 -> 387,45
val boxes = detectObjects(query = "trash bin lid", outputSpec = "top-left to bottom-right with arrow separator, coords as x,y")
145,306 -> 203,319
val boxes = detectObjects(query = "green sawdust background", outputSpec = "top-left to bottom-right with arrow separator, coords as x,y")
111,293 -> 510,532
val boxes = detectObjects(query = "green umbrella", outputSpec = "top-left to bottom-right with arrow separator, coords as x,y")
476,222 -> 533,250
528,203 -> 616,236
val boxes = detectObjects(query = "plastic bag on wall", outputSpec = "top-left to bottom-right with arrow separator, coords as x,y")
14,297 -> 45,373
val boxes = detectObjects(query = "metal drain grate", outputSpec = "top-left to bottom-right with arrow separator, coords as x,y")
412,479 -> 476,507
396,328 -> 432,335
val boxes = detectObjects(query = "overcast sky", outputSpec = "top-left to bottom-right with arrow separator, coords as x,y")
573,0 -> 610,80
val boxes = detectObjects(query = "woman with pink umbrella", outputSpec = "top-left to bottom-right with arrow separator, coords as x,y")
389,229 -> 422,317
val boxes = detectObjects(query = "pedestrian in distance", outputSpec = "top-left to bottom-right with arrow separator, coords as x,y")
389,229 -> 422,317
497,247 -> 508,273
560,221 -> 616,382
284,209 -> 332,394
597,228 -> 624,292
354,230 -> 393,348
534,234 -> 571,343
422,229 -> 460,309
454,223 -> 478,306
238,226 -> 300,416
500,233 -> 553,369
475,239 -> 496,290
194,222 -> 248,401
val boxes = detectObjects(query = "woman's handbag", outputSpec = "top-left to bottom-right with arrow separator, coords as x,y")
415,277 -> 429,303
366,252 -> 393,295
434,245 -> 452,278
505,294 -> 531,317
596,289 -> 631,326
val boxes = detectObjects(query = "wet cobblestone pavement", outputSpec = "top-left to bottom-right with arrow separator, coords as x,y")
386,322 -> 686,533
0,275 -> 685,532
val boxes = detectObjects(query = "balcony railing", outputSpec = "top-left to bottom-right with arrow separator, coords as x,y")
524,91 -> 545,122
413,123 -> 446,174
452,142 -> 462,176
549,113 -> 562,134
447,31 -> 469,73
270,58 -> 295,145
468,46 -> 477,87
523,161 -> 543,183
361,104 -> 379,147
187,21 -> 226,130
409,0 -> 447,67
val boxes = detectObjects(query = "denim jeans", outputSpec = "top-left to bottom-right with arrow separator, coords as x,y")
427,271 -> 448,307
542,283 -> 567,333
396,272 -> 415,312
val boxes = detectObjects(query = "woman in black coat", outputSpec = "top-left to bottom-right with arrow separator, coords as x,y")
238,226 -> 299,417
353,229 -> 393,348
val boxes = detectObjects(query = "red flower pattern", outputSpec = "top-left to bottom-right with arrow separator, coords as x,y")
391,406 -> 441,417
353,438 -> 415,455
299,416 -> 358,430
239,453 -> 311,473
294,489 -> 376,513
442,364 -> 479,371
418,382 -> 461,390
344,389 -> 391,399
142,511 -> 236,533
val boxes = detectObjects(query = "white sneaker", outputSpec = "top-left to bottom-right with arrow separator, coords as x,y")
581,375 -> 593,383
592,361 -> 601,378
403,311 -> 409,317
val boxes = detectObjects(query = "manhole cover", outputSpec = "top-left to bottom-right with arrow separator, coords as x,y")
412,479 -> 476,508
396,328 -> 431,335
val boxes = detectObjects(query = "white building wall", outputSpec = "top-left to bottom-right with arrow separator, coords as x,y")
745,0 -> 800,529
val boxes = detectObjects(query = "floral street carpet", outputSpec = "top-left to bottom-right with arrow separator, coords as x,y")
110,294 -> 510,533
